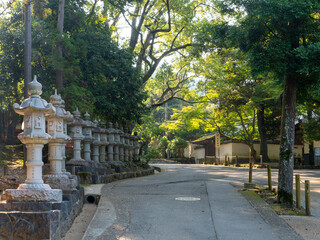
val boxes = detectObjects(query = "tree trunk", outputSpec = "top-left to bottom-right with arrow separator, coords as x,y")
23,0 -> 32,169
278,74 -> 297,204
24,0 -> 32,98
307,108 -> 314,165
56,0 -> 65,90
257,106 -> 269,162
164,102 -> 168,121
6,110 -> 19,145
249,145 -> 256,162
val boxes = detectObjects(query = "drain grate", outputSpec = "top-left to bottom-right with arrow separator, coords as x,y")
175,197 -> 201,201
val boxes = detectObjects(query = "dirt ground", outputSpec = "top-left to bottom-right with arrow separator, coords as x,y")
62,204 -> 97,240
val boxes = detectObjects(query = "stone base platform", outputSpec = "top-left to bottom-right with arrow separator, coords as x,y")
0,188 -> 84,239
43,174 -> 78,191
66,164 -> 115,184
0,210 -> 60,240
5,189 -> 62,202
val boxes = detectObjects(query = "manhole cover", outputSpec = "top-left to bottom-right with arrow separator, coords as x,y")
175,197 -> 201,201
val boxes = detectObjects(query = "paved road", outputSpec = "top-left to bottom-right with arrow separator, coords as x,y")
83,164 -> 315,240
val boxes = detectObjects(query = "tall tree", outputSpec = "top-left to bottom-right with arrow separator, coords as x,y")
56,0 -> 65,89
24,0 -> 31,98
101,0 -> 209,86
208,0 -> 320,204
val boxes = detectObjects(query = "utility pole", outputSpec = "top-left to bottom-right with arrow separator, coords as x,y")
56,0 -> 65,90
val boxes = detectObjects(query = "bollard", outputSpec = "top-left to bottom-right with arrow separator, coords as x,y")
295,175 -> 301,209
260,155 -> 263,165
249,162 -> 253,183
267,165 -> 272,190
235,155 -> 238,166
305,180 -> 311,216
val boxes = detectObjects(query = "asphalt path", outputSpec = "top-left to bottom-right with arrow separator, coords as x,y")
83,164 -> 320,240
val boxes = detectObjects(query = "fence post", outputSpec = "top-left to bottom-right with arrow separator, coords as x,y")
305,180 -> 311,216
235,155 -> 238,166
295,175 -> 301,209
249,162 -> 253,183
267,165 -> 272,190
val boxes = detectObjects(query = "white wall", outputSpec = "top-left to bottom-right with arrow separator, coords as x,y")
194,148 -> 205,160
190,141 -> 303,161
232,143 -> 250,156
219,143 -> 232,157
189,143 -> 197,158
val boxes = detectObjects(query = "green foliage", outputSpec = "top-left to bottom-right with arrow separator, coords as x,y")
142,147 -> 160,163
0,0 -> 147,125
167,137 -> 188,158
207,0 -> 320,204
158,136 -> 169,151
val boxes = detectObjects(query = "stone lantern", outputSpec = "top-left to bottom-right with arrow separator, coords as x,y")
113,123 -> 122,161
129,135 -> 135,162
133,132 -> 140,162
60,99 -> 73,174
119,127 -> 125,161
5,76 -> 62,202
83,112 -> 94,161
92,121 -> 101,163
68,108 -> 86,165
43,90 -> 75,190
123,128 -> 130,162
106,122 -> 116,162
99,124 -> 108,163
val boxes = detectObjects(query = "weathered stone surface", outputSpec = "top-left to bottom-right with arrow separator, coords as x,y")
0,188 -> 84,239
0,210 -> 60,240
43,174 -> 77,191
5,189 -> 62,202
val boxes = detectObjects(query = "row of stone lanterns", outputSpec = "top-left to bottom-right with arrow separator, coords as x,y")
5,77 -> 141,202
67,114 -> 140,166
6,77 -> 75,202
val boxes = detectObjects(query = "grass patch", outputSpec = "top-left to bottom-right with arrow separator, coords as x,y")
80,184 -> 92,187
242,187 -> 306,216
258,189 -> 305,216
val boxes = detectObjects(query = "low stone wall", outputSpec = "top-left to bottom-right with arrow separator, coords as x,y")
0,188 -> 84,240
66,165 -> 155,185
99,168 -> 155,184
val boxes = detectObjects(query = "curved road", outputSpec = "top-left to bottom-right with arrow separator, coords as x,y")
83,164 -> 311,240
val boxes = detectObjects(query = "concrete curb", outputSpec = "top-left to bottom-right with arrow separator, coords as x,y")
241,190 -> 303,240
82,196 -> 117,240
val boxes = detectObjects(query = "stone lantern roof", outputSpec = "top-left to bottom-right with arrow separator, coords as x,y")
71,108 -> 86,126
83,112 -> 95,127
105,122 -> 117,134
92,120 -> 102,145
82,112 -> 95,141
59,99 -> 73,124
13,76 -> 54,143
50,90 -> 73,120
47,90 -> 72,142
13,76 -> 54,116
